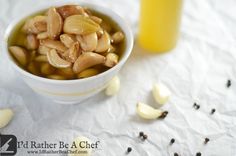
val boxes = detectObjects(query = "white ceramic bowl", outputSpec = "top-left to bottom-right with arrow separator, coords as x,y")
3,1 -> 133,104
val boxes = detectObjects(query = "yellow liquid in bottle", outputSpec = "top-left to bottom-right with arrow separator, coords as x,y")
138,0 -> 183,52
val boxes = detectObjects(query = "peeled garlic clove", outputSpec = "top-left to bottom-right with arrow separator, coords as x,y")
73,52 -> 105,73
104,53 -> 119,67
152,83 -> 171,105
95,31 -> 111,53
40,63 -> 56,75
76,32 -> 97,52
9,46 -> 28,66
62,42 -> 80,63
57,5 -> 85,19
56,67 -> 75,79
107,45 -> 116,53
60,50 -> 70,62
38,45 -> 51,55
34,55 -> 48,62
0,108 -> 14,128
136,102 -> 162,119
27,62 -> 40,75
63,15 -> 100,35
26,34 -> 39,50
37,32 -> 48,39
47,7 -> 63,39
60,34 -> 76,48
47,49 -> 71,68
68,42 -> 81,63
105,76 -> 120,96
96,28 -> 104,38
29,50 -> 36,62
111,31 -> 125,44
22,16 -> 47,34
78,68 -> 99,78
68,136 -> 92,156
90,16 -> 102,24
84,7 -> 92,16
47,74 -> 66,80
40,39 -> 67,52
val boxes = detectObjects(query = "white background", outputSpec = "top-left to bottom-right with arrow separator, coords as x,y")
1,0 -> 236,155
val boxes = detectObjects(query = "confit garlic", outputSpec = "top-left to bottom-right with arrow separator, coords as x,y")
0,108 -> 14,128
47,49 -> 71,68
105,76 -> 120,96
76,32 -> 98,52
95,31 -> 111,53
77,68 -> 99,78
63,15 -> 100,35
104,53 -> 119,67
9,46 -> 28,66
9,5 -> 125,80
47,7 -> 63,39
68,136 -> 92,156
152,83 -> 171,105
136,102 -> 162,119
73,52 -> 105,74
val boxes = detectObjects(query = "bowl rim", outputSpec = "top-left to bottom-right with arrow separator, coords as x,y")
3,1 -> 133,84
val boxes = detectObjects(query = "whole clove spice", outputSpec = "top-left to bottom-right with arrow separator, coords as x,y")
139,131 -> 144,137
196,152 -> 201,156
174,153 -> 179,156
142,134 -> 148,140
170,138 -> 175,145
193,103 -> 200,110
159,111 -> 168,119
226,80 -> 231,88
211,108 -> 216,114
204,138 -> 210,144
126,147 -> 132,153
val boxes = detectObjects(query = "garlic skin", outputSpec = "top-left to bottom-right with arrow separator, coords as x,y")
0,108 -> 14,128
136,102 -> 162,119
152,83 -> 171,105
105,76 -> 120,96
68,136 -> 92,156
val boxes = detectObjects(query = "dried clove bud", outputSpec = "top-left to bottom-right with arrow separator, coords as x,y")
226,80 -> 231,88
174,153 -> 179,156
196,152 -> 201,156
126,147 -> 132,153
211,108 -> 216,114
204,138 -> 210,144
139,132 -> 144,137
170,138 -> 175,145
142,134 -> 148,140
159,111 -> 168,119
193,103 -> 200,110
